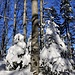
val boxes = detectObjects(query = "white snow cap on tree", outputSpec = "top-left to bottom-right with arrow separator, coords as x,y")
46,20 -> 67,52
14,33 -> 24,43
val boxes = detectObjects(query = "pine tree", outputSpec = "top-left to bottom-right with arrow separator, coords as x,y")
60,0 -> 73,58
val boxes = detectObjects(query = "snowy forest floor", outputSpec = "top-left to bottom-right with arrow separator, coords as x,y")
0,58 -> 32,75
0,58 -> 75,75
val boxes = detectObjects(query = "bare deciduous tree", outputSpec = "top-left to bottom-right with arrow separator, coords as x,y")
13,1 -> 17,39
40,0 -> 44,50
31,0 -> 39,75
23,0 -> 27,42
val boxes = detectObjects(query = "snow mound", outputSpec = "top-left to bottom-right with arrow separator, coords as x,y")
5,33 -> 30,70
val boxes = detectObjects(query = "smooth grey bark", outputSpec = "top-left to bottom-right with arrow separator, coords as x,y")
40,0 -> 44,50
23,0 -> 27,42
13,1 -> 17,39
31,0 -> 39,75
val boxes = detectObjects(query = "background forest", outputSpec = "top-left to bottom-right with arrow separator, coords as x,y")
0,0 -> 75,75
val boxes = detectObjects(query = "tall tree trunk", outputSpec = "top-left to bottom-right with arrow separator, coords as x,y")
23,0 -> 27,42
40,0 -> 44,50
2,0 -> 8,54
5,0 -> 9,49
31,0 -> 39,75
13,1 -> 17,39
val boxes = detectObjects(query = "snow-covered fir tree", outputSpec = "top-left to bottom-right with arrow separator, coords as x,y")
60,0 -> 73,58
40,20 -> 73,75
6,33 -> 30,70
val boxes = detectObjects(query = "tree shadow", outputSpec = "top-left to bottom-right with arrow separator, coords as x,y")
0,63 -> 6,71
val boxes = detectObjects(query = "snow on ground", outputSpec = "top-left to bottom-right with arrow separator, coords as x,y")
0,58 -> 32,75
0,64 -> 33,75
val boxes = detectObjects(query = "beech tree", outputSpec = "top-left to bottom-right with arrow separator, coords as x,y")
31,0 -> 39,75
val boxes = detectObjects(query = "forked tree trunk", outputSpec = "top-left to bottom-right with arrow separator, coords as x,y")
31,0 -> 39,75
